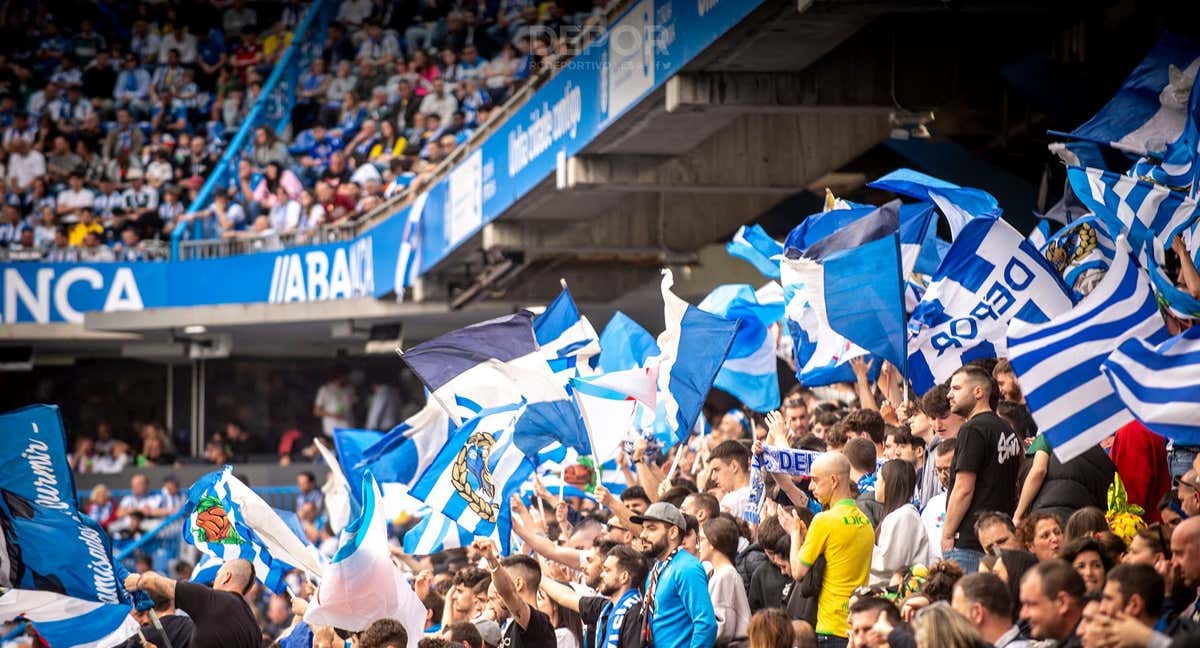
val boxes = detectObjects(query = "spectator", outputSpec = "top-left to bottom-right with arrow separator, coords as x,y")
359,618 -> 410,648
474,539 -> 557,648
420,78 -> 459,124
117,585 -> 195,648
942,366 -> 1021,573
698,517 -> 750,646
707,440 -> 752,518
1018,512 -> 1064,562
1059,537 -> 1112,594
7,227 -> 42,260
1013,426 -> 1116,526
57,172 -> 94,221
844,437 -> 881,526
747,609 -> 794,648
870,459 -> 928,587
1178,470 -> 1200,517
78,230 -> 115,261
542,545 -> 646,648
912,602 -> 987,648
973,512 -> 1024,558
784,452 -> 874,646
84,483 -> 118,531
116,473 -> 164,531
1122,523 -> 1170,567
159,476 -> 187,514
297,471 -> 324,516
125,558 -> 260,648
629,502 -> 717,648
314,364 -> 357,439
1018,559 -> 1085,645
7,137 -> 45,192
951,573 -> 1031,648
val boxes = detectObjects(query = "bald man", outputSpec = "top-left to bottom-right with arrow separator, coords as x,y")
787,452 -> 874,647
1169,517 -> 1200,631
126,559 -> 261,648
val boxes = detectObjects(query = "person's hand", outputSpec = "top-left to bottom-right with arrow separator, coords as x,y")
124,572 -> 143,592
765,410 -> 784,443
1093,611 -> 1154,648
752,439 -> 764,456
615,448 -> 629,471
850,356 -> 874,382
555,501 -> 570,531
867,609 -> 894,647
879,401 -> 898,426
312,624 -> 339,648
656,480 -> 671,499
291,594 -> 309,617
594,484 -> 612,506
777,506 -> 798,535
1173,233 -> 1189,258
896,400 -> 915,421
414,570 -> 433,600
472,538 -> 499,562
632,437 -> 647,463
900,595 -> 929,623
533,476 -> 552,502
1155,555 -> 1177,593
941,536 -> 954,554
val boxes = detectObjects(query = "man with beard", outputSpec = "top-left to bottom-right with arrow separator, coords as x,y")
785,452 -> 874,648
630,502 -> 716,648
942,365 -> 1021,573
475,538 -> 556,648
541,545 -> 648,648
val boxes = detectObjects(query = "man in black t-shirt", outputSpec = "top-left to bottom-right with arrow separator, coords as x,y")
125,558 -> 261,648
474,538 -> 557,648
118,588 -> 194,648
942,365 -> 1021,574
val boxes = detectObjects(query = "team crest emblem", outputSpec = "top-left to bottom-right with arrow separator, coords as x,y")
1044,222 -> 1099,273
452,431 -> 499,522
192,496 -> 243,544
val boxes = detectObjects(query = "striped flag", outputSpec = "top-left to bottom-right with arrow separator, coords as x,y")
0,590 -> 140,648
698,284 -> 785,412
1007,237 -> 1169,461
533,286 -> 601,381
403,510 -> 476,555
571,365 -> 659,463
1102,325 -> 1200,446
407,403 -> 531,547
1067,166 -> 1200,263
868,168 -> 1001,239
183,466 -> 324,593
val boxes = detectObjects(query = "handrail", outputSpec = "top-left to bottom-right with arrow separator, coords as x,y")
114,506 -> 188,562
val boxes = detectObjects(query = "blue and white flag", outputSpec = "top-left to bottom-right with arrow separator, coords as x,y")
1068,166 -> 1200,263
394,190 -> 430,300
400,311 -> 590,455
698,284 -> 785,412
189,553 -> 223,585
783,202 -> 906,384
1041,216 -> 1117,302
403,510 -> 475,555
1129,64 -> 1200,197
408,403 -> 532,545
348,403 -> 447,490
183,466 -> 324,593
533,286 -> 601,379
653,270 -> 740,444
0,405 -> 140,648
1102,325 -> 1200,446
783,204 -> 877,254
571,366 -> 659,462
868,168 -> 1002,239
1007,238 -> 1169,461
900,202 -> 943,277
727,224 -> 783,280
305,473 -> 425,645
1027,219 -> 1052,251
1055,32 -> 1200,156
597,311 -> 660,373
907,217 -> 1073,395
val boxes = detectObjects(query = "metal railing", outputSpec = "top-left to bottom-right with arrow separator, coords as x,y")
177,221 -> 361,260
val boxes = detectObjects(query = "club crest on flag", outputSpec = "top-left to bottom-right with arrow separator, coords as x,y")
1045,222 -> 1099,273
191,496 -> 244,545
451,430 -> 499,522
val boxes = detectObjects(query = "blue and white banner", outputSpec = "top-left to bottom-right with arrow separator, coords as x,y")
596,310 -> 660,374
183,466 -> 324,593
305,473 -> 425,645
1068,166 -> 1200,263
571,365 -> 659,462
403,509 -> 476,556
1007,238 -> 1169,461
1102,325 -> 1200,446
347,404 -> 448,491
1055,32 -> 1200,156
0,405 -> 139,648
533,286 -> 601,381
907,217 -> 1073,395
698,284 -> 785,412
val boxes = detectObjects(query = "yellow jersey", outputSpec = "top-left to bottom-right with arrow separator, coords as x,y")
798,498 -> 875,638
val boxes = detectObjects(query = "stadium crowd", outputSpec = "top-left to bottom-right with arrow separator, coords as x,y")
0,0 -> 612,261
95,359 -> 1200,648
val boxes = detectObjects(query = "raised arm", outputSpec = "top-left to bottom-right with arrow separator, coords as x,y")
475,539 -> 531,629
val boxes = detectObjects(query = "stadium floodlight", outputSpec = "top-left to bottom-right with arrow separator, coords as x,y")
182,325 -> 207,335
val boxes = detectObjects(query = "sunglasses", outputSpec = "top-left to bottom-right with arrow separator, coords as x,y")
1174,474 -> 1200,491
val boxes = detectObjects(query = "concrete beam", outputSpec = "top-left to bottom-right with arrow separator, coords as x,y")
84,297 -> 447,333
666,71 -> 893,115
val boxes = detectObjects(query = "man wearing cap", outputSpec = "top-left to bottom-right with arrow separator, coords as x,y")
631,501 -> 717,648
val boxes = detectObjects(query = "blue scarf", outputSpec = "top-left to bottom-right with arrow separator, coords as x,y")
596,589 -> 641,648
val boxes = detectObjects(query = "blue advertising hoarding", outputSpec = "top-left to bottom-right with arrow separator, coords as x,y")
0,0 -> 764,324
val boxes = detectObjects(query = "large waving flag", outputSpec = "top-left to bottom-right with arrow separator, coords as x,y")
1007,238 -> 1169,461
305,473 -> 425,645
403,510 -> 476,556
698,285 -> 785,412
533,286 -> 601,379
571,366 -> 659,462
408,403 -> 531,547
868,169 -> 1002,239
399,311 -> 589,455
1053,32 -> 1200,156
183,466 -> 324,593
1129,67 -> 1200,198
597,311 -> 660,373
1102,325 -> 1200,446
907,217 -> 1073,395
727,224 -> 783,280
349,403 -> 448,490
1068,166 -> 1200,262
0,405 -> 140,648
784,204 -> 876,253
654,270 -> 740,444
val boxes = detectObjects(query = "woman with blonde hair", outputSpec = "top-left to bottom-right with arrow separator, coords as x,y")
913,602 -> 989,648
748,609 -> 794,648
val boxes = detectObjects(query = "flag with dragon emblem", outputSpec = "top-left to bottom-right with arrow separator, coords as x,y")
183,466 -> 324,593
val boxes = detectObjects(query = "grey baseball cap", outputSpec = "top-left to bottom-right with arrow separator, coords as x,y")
630,501 -> 686,532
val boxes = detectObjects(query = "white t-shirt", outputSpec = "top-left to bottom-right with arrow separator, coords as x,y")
315,382 -> 356,438
921,491 -> 948,564
720,486 -> 753,520
58,188 -> 96,212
